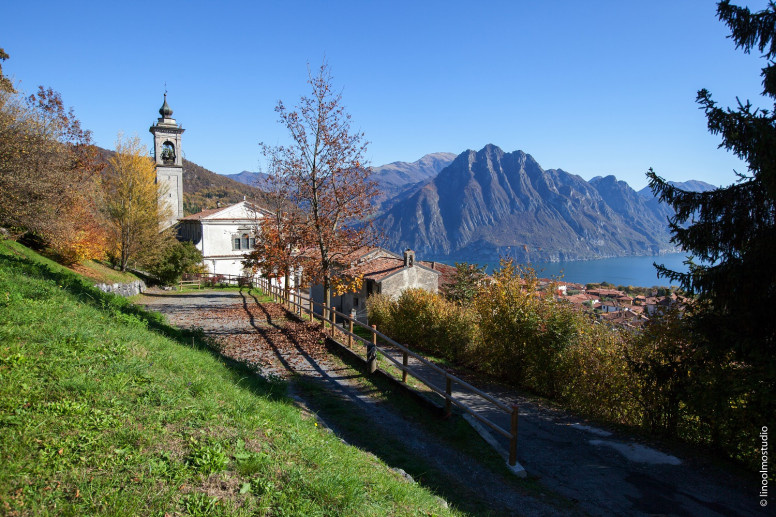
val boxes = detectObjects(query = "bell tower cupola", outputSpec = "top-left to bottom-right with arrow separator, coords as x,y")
149,92 -> 185,227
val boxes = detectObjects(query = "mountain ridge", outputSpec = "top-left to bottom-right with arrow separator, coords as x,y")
377,144 -> 688,263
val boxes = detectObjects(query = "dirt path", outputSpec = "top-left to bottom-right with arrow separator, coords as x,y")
138,288 -> 565,516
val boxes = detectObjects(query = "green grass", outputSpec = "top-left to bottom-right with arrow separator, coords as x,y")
73,259 -> 142,285
293,367 -> 559,516
0,238 -> 458,516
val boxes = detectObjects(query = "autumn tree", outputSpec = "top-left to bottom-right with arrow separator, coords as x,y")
647,1 -> 776,452
0,56 -> 106,264
103,135 -> 172,271
242,152 -> 301,297
262,63 -> 379,309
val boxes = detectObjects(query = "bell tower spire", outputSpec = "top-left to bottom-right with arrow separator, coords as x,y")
149,91 -> 185,227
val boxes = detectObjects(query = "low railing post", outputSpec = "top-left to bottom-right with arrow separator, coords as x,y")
402,351 -> 408,383
368,325 -> 377,373
348,314 -> 354,349
322,302 -> 327,331
445,375 -> 452,417
509,404 -> 519,466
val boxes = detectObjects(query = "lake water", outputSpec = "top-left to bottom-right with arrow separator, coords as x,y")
487,253 -> 691,288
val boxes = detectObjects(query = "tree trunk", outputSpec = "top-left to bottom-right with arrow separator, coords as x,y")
284,268 -> 290,301
323,275 -> 332,324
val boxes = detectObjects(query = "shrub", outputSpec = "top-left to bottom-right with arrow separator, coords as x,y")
367,289 -> 477,363
559,323 -> 637,424
625,307 -> 693,435
366,293 -> 394,330
471,259 -> 583,396
145,240 -> 205,285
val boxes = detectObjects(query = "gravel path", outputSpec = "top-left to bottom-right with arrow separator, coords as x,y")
138,288 -> 757,516
138,288 -> 565,516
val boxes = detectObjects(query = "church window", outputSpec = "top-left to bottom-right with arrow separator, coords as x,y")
233,233 -> 255,251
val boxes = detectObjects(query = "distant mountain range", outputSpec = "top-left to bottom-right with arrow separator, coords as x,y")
218,145 -> 716,263
224,152 -> 457,210
374,144 -> 716,263
224,170 -> 266,188
368,152 -> 457,209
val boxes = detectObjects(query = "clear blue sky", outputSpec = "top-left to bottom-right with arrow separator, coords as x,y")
1,0 -> 771,190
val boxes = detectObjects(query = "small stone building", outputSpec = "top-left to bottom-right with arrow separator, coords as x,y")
310,247 -> 440,321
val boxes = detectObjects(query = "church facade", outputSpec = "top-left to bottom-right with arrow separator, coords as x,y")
178,201 -> 271,277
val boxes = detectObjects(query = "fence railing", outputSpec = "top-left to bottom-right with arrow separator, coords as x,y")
181,273 -> 258,288
255,277 -> 520,467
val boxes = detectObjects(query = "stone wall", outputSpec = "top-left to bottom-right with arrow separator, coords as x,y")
95,280 -> 146,297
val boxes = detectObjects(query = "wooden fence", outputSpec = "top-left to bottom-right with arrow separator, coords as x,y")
181,273 -> 257,289
255,278 -> 520,467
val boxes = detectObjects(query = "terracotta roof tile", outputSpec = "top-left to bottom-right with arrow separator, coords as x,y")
180,206 -> 231,220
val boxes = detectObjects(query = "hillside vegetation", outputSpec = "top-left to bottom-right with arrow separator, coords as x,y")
369,260 -> 757,470
181,158 -> 269,215
0,239 -> 455,516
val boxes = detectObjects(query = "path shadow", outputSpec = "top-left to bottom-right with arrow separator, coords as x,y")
238,291 -> 383,404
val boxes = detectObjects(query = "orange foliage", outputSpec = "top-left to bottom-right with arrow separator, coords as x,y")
260,62 -> 380,304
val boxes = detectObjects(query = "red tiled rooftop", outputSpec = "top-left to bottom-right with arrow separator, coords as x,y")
180,206 -> 231,220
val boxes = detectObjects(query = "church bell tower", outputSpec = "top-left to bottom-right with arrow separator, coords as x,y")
149,93 -> 185,227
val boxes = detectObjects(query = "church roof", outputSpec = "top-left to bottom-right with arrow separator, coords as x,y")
179,206 -> 229,220
159,93 -> 173,118
180,200 -> 272,221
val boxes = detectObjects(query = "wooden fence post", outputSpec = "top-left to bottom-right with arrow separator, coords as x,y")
445,375 -> 452,417
368,325 -> 377,373
509,404 -> 519,466
348,317 -> 353,349
322,302 -> 327,330
402,351 -> 408,383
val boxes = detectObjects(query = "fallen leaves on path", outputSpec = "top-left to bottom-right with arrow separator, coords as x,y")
163,299 -> 332,378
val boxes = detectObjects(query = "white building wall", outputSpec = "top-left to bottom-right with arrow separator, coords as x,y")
180,201 -> 267,278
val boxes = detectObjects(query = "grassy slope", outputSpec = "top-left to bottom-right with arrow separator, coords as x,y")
0,239 -> 455,516
71,259 -> 142,285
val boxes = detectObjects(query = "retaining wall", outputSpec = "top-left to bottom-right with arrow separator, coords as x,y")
95,280 -> 146,297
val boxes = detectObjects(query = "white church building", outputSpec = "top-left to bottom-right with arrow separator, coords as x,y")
149,95 -> 272,278
178,201 -> 272,277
